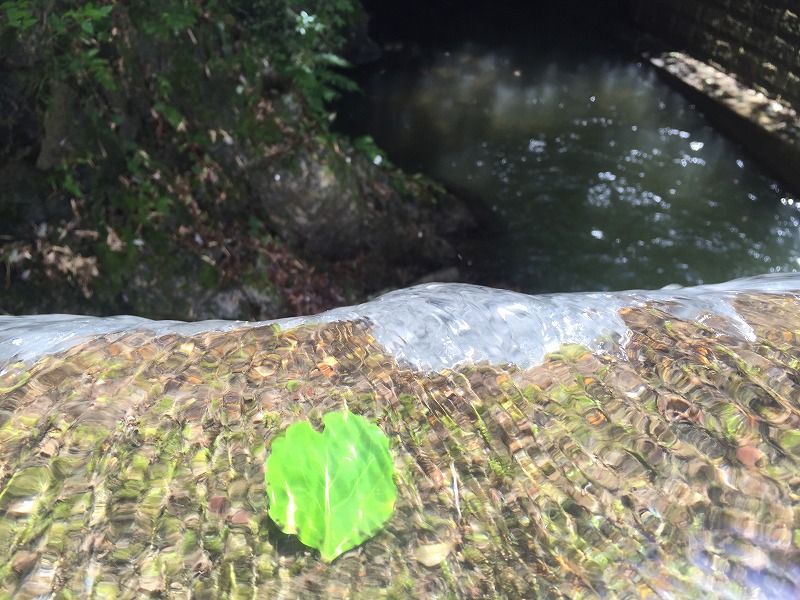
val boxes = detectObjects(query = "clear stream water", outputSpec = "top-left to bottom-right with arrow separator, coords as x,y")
336,42 -> 800,294
3,273 -> 799,372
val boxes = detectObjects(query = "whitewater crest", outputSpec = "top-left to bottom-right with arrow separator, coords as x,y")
1,273 -> 799,371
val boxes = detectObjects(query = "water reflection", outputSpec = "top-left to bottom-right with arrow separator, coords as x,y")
338,46 -> 800,292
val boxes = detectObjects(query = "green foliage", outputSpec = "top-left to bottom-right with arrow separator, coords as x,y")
353,135 -> 384,162
238,0 -> 362,118
2,1 -> 116,96
264,409 -> 397,562
0,0 -> 362,282
1,0 -> 362,212
0,0 -> 35,29
1,0 -> 364,298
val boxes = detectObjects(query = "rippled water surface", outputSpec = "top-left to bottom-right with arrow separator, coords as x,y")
338,46 -> 800,292
2,278 -> 800,598
4,273 -> 799,370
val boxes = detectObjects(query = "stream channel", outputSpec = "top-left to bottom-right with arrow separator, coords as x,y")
335,4 -> 800,294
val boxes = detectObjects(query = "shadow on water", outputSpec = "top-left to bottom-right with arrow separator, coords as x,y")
337,2 -> 800,293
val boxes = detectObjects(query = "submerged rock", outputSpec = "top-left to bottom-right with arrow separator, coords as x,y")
0,275 -> 799,598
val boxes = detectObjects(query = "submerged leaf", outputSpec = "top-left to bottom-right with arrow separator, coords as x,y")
264,410 -> 397,562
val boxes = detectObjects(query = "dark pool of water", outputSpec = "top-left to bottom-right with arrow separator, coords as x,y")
336,39 -> 800,293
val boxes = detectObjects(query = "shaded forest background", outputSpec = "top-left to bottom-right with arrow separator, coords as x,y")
0,0 -> 472,319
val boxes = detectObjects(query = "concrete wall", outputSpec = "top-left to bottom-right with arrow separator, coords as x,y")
621,0 -> 800,107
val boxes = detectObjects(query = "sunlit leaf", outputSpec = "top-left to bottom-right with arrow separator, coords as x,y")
264,410 -> 396,562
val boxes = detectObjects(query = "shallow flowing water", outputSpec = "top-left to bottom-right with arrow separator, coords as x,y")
2,273 -> 799,371
2,276 -> 800,598
337,45 -> 800,293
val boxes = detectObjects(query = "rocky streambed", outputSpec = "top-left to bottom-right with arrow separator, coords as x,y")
1,282 -> 800,598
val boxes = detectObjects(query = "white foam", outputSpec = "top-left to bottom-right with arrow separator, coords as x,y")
1,273 -> 798,372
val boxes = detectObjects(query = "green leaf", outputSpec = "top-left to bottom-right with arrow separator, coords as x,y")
265,410 -> 397,562
153,101 -> 184,130
318,52 -> 351,68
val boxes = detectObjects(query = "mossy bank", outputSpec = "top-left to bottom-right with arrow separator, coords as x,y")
0,0 -> 472,319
